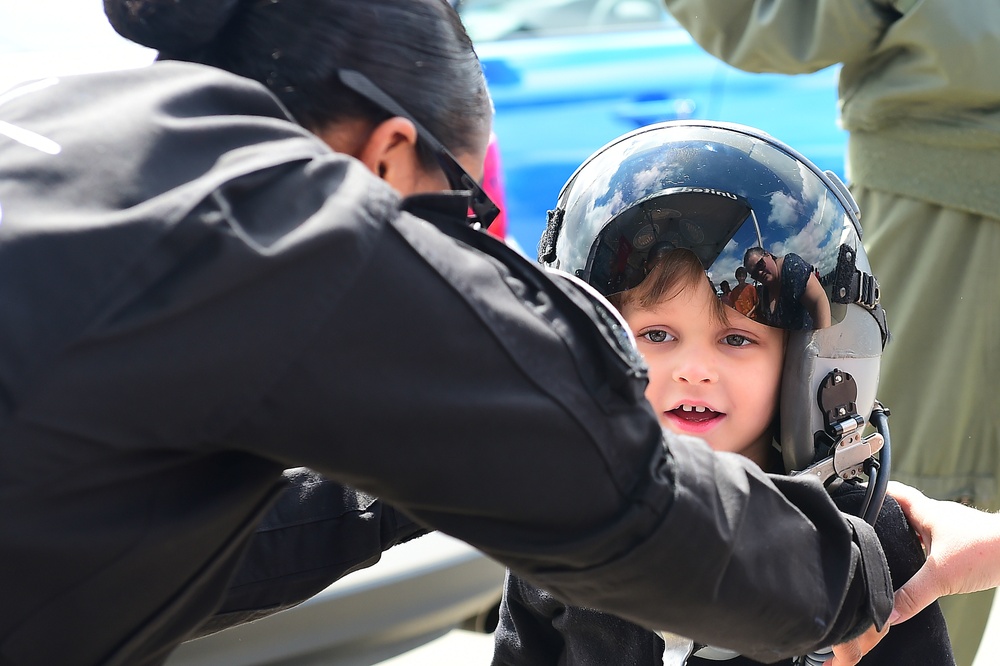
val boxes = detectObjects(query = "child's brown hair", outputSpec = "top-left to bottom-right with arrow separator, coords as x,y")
608,248 -> 729,326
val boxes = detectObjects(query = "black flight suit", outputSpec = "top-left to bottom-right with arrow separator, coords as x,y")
0,61 -> 890,666
197,468 -> 431,638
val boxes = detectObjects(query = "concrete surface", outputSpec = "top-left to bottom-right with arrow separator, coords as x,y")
374,628 -> 495,665
376,590 -> 1000,665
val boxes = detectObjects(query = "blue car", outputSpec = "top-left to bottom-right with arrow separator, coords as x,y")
455,0 -> 847,250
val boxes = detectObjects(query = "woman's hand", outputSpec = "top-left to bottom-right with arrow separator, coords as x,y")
823,623 -> 888,665
888,481 -> 1000,625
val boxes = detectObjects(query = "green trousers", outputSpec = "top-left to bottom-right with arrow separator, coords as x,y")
856,185 -> 1000,666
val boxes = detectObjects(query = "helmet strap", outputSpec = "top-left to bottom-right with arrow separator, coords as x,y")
830,245 -> 890,346
538,207 -> 564,265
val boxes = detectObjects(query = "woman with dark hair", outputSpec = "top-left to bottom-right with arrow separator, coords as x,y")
99,0 -> 494,638
0,2 -> 894,665
744,247 -> 832,330
100,0 -> 494,198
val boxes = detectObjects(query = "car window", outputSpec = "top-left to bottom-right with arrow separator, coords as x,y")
456,0 -> 675,42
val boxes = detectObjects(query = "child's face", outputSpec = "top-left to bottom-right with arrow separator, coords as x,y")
621,276 -> 785,468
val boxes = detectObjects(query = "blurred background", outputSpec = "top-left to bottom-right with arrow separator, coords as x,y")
3,1 -> 996,664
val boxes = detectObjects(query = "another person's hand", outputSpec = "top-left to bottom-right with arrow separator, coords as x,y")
888,481 -> 1000,625
824,623 -> 888,666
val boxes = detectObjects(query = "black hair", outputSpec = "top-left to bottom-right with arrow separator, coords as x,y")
743,245 -> 777,266
743,246 -> 770,269
103,0 -> 491,167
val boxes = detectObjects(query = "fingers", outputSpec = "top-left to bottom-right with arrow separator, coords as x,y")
824,623 -> 888,666
886,481 -> 933,547
886,481 -> 927,522
825,639 -> 862,666
890,566 -> 938,626
886,482 -> 941,624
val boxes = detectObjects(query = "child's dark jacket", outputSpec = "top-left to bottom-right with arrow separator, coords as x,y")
492,482 -> 954,665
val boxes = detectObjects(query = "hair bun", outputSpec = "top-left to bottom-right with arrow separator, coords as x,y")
103,0 -> 245,56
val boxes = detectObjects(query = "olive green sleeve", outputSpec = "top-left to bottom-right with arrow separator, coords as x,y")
662,0 -> 895,74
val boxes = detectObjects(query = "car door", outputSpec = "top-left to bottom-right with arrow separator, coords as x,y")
458,0 -> 846,249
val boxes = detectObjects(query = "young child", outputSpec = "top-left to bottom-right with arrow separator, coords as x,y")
613,248 -> 783,474
728,266 -> 758,319
493,122 -> 954,665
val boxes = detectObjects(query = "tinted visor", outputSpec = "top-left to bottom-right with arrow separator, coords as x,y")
551,123 -> 871,331
587,188 -> 754,296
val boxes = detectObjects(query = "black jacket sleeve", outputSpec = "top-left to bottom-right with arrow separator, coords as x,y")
0,62 -> 891,664
196,468 -> 429,637
492,570 -> 663,666
494,486 -> 952,666
217,203 -> 892,660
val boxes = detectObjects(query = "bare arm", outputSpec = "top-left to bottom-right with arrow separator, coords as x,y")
803,272 -> 833,329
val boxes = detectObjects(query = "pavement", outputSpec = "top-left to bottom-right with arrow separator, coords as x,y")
376,592 -> 1000,666
374,628 -> 494,665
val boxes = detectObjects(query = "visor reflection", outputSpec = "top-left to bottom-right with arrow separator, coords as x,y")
740,248 -> 831,330
588,189 -> 862,331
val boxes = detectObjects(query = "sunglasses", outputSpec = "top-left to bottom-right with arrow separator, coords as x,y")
749,256 -> 767,278
337,69 -> 500,230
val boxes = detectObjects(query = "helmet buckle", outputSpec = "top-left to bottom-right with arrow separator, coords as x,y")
853,271 -> 880,309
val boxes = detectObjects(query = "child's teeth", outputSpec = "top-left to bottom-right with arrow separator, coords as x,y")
694,405 -> 706,413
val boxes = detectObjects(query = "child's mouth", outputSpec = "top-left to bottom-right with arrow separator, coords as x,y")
666,405 -> 723,431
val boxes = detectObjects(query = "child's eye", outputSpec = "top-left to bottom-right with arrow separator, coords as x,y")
722,334 -> 752,347
640,329 -> 674,343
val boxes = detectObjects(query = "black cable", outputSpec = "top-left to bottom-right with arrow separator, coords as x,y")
862,403 -> 891,525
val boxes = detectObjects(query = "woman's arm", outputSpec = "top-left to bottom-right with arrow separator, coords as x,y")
197,469 -> 428,637
803,273 -> 833,329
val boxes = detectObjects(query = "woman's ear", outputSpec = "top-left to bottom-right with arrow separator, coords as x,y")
356,116 -> 423,191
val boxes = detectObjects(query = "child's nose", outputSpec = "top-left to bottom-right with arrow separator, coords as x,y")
672,357 -> 719,384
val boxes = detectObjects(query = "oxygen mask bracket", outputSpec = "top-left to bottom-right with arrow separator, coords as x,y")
796,429 -> 884,487
791,372 -> 892,666
792,369 -> 890,525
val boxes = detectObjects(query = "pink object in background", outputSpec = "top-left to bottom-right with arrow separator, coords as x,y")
482,132 -> 508,240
